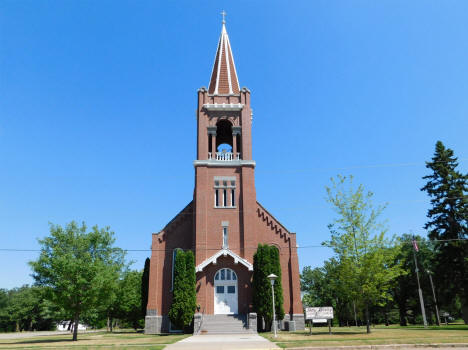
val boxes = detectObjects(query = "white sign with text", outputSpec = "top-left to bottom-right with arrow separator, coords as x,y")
305,307 -> 334,320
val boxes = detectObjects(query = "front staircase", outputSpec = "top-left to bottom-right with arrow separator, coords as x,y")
198,314 -> 254,334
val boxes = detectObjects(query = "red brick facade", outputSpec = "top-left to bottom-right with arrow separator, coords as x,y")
145,23 -> 303,332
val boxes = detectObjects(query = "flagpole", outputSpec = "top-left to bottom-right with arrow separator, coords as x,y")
412,237 -> 428,328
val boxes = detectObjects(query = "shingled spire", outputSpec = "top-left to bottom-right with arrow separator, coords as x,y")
208,21 -> 240,95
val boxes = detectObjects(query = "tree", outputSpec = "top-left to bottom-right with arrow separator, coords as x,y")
184,251 -> 197,323
252,244 -> 284,331
421,141 -> 468,323
115,270 -> 144,329
324,175 -> 402,333
29,221 -> 125,340
392,234 -> 434,326
168,250 -> 196,331
141,258 -> 150,317
0,286 -> 59,332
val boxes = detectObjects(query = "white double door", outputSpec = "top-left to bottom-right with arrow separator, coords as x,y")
214,268 -> 238,314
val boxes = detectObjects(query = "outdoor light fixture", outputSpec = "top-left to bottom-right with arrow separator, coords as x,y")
267,273 -> 278,338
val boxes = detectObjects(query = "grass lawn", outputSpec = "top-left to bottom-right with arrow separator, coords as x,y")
0,330 -> 189,349
261,324 -> 468,348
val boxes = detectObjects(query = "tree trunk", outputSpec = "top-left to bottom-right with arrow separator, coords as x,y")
399,303 -> 407,326
109,317 -> 113,333
365,304 -> 371,334
353,301 -> 358,327
72,313 -> 79,341
462,302 -> 468,325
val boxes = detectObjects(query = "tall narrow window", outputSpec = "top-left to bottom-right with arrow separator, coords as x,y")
171,248 -> 181,291
214,177 -> 235,208
223,227 -> 228,248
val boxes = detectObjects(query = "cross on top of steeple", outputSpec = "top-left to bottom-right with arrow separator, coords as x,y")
221,10 -> 226,24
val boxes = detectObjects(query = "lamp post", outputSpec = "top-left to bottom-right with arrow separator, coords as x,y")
268,273 -> 278,338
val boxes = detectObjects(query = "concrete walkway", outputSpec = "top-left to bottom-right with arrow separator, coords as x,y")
164,333 -> 279,350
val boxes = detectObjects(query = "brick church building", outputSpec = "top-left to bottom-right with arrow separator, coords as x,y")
145,20 -> 303,333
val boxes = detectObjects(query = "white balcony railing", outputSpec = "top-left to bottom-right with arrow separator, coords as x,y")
208,152 -> 241,161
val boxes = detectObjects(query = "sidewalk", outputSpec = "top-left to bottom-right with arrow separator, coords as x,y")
285,344 -> 468,350
164,333 -> 280,350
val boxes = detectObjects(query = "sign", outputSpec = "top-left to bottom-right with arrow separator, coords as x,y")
305,307 -> 334,320
312,318 -> 327,323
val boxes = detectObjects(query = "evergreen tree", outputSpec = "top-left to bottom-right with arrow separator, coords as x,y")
253,244 -> 284,331
141,258 -> 150,317
269,246 -> 285,321
168,250 -> 196,331
392,234 -> 434,326
184,251 -> 197,323
421,141 -> 468,323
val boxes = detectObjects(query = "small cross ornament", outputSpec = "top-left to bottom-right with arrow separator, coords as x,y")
221,10 -> 226,24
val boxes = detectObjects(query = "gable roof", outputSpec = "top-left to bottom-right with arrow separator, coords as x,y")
195,248 -> 253,272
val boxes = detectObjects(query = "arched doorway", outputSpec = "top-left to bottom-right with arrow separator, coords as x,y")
214,268 -> 238,314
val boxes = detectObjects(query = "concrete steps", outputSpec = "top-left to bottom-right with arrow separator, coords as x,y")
199,314 -> 254,334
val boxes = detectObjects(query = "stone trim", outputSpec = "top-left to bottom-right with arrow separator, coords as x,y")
145,315 -> 163,334
248,313 -> 257,332
194,160 -> 255,167
214,176 -> 236,181
203,103 -> 244,111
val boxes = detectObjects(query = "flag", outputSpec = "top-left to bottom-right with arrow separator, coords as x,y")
412,237 -> 419,252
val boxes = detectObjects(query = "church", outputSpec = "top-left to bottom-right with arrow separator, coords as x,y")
145,19 -> 303,334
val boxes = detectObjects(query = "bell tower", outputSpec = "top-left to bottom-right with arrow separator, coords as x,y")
193,20 -> 259,313
145,15 -> 303,332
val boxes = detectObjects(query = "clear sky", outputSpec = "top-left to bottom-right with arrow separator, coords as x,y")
1,0 -> 467,289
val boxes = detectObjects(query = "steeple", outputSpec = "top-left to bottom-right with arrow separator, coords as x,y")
208,20 -> 240,95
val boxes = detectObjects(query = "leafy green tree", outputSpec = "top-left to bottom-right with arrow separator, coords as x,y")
0,286 -> 60,332
252,244 -> 284,331
301,260 -> 341,312
0,289 -> 13,332
324,175 -> 403,333
141,258 -> 150,317
29,221 -> 125,340
421,141 -> 468,323
115,270 -> 144,329
168,250 -> 196,331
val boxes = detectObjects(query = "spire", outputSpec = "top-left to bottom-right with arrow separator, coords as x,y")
208,16 -> 240,95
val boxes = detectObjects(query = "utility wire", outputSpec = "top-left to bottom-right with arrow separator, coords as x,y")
1,238 -> 466,253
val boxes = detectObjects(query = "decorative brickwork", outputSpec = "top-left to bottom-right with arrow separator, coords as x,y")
145,22 -> 303,334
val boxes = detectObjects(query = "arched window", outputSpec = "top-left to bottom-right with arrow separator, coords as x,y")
171,248 -> 182,291
216,120 -> 233,151
215,268 -> 237,281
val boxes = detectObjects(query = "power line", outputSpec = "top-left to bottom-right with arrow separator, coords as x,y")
1,238 -> 466,253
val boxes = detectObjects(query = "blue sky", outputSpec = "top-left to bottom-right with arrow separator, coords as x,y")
1,0 -> 467,289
